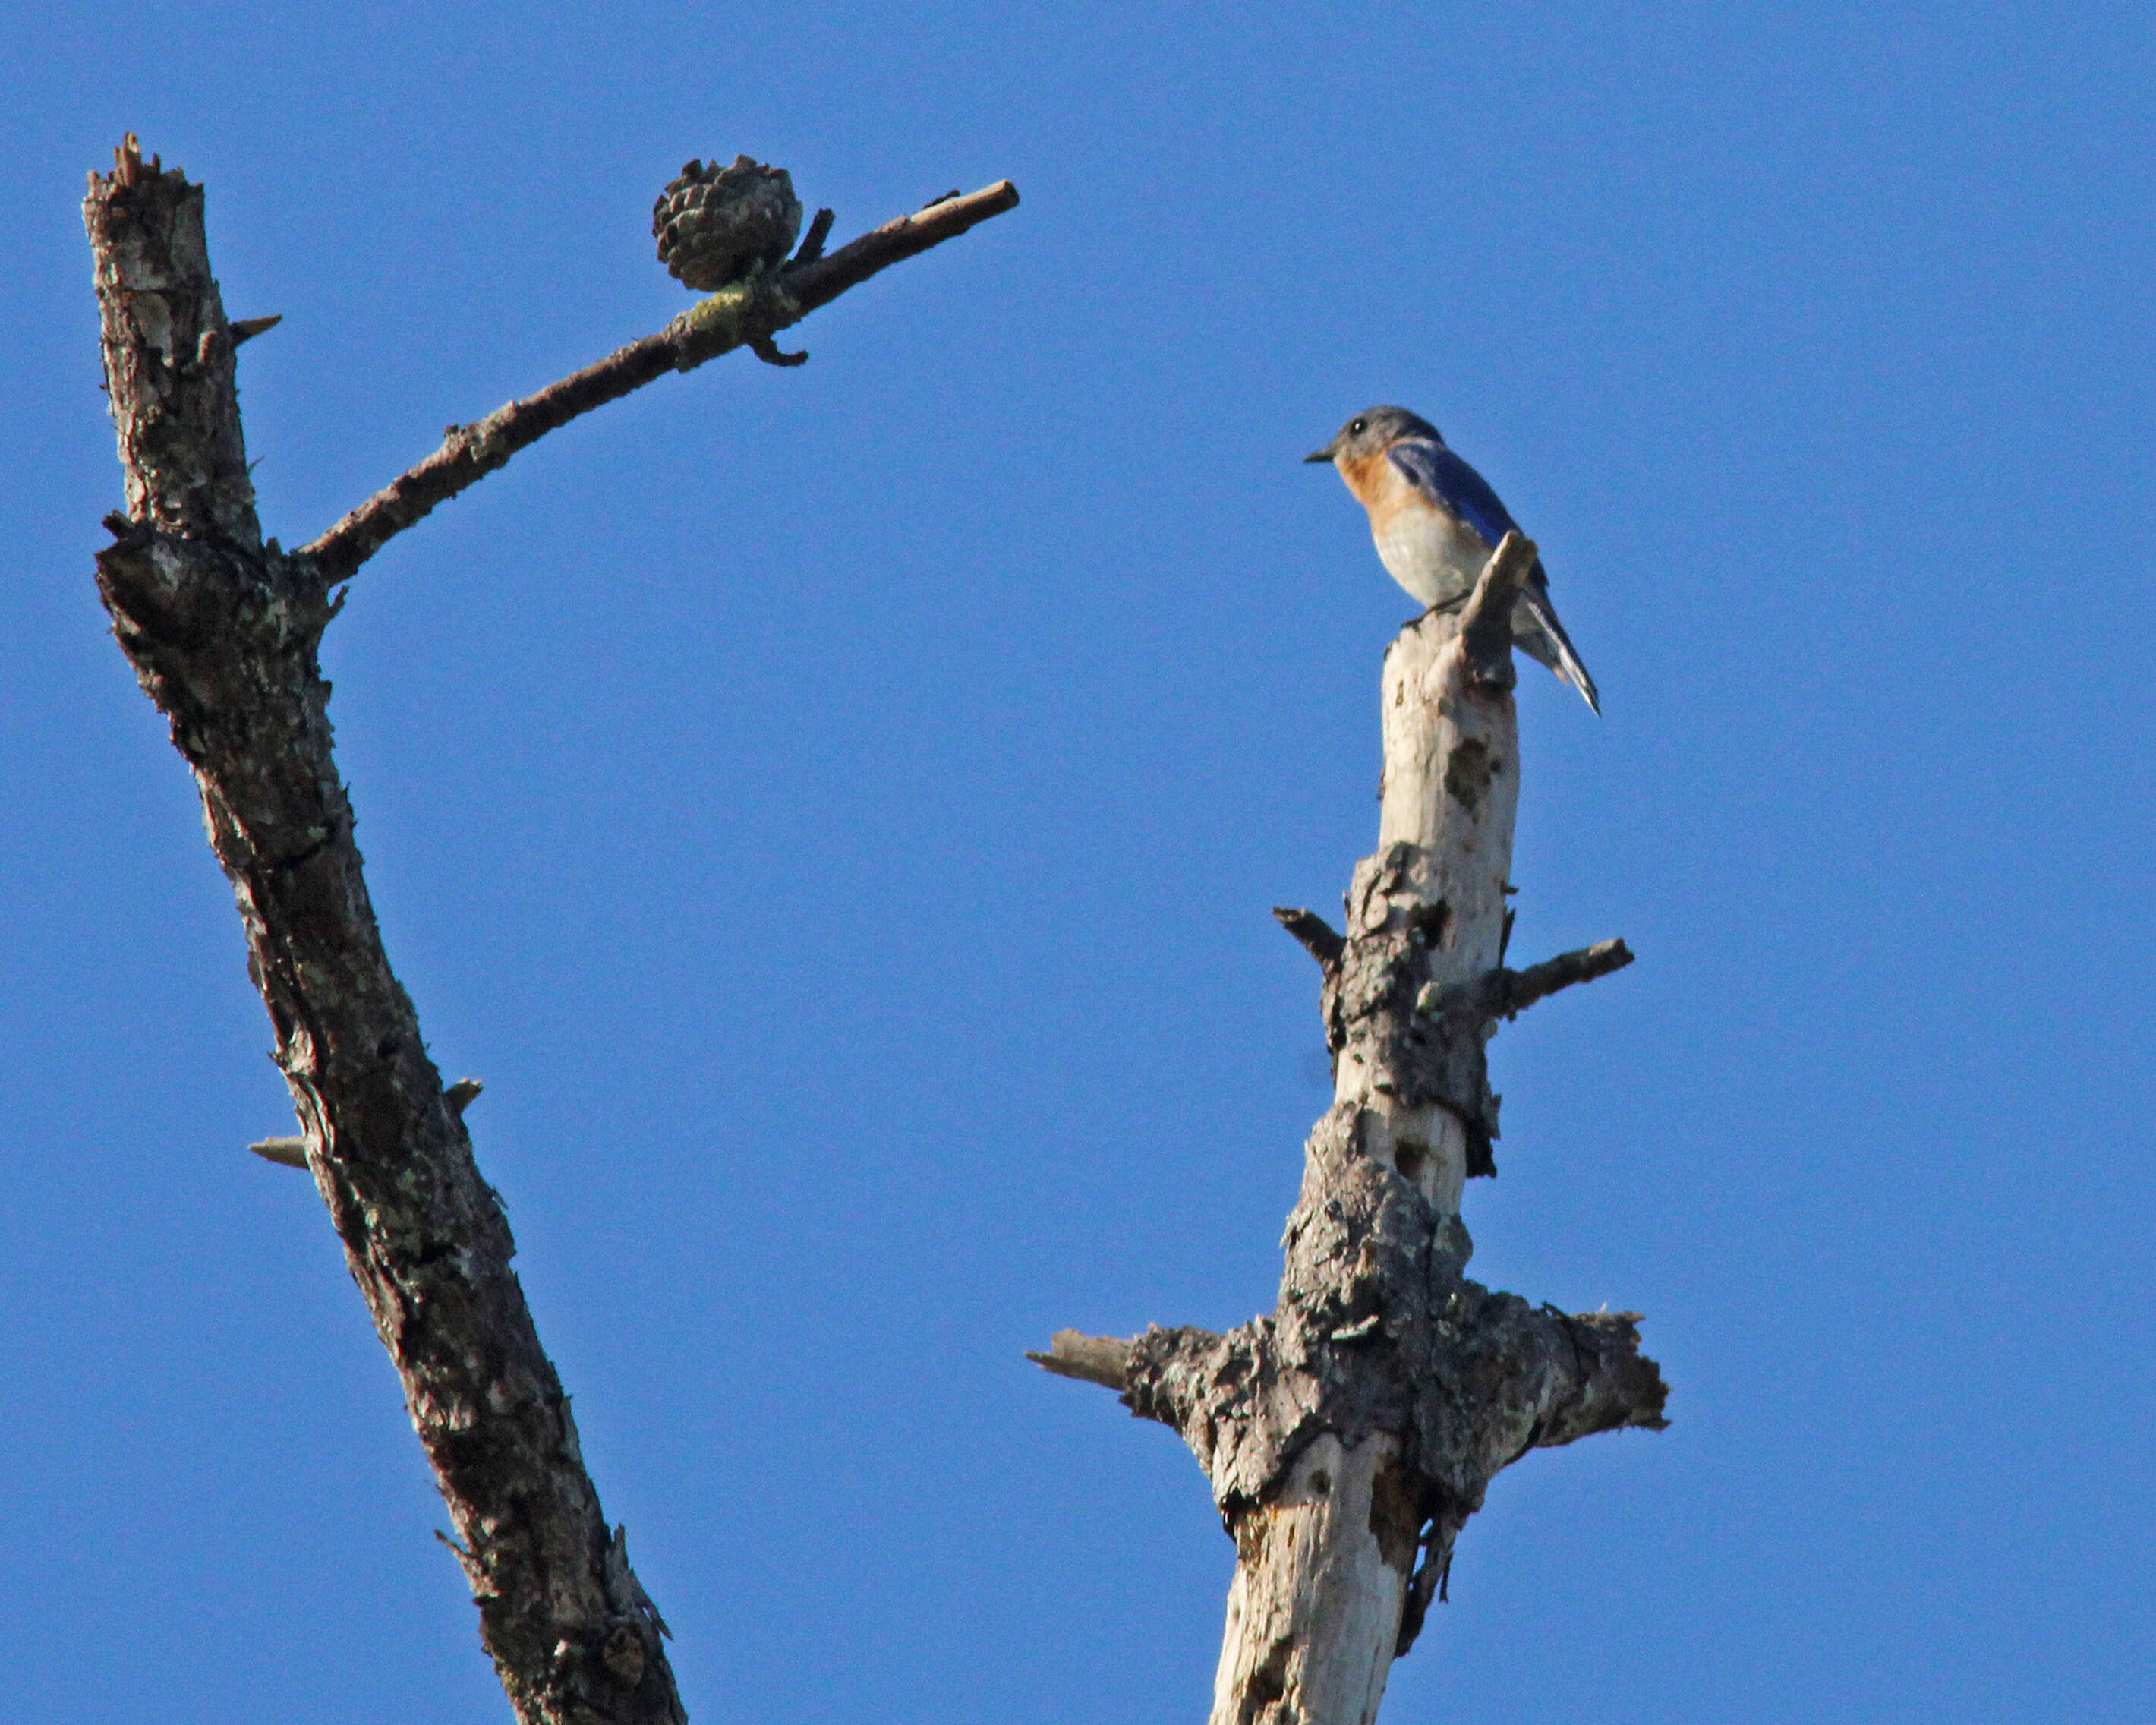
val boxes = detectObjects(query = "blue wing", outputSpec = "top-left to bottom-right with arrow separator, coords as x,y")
1390,436 -> 1601,712
1386,439 -> 1519,550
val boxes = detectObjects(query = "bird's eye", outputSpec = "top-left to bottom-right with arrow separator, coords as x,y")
1349,418 -> 1367,435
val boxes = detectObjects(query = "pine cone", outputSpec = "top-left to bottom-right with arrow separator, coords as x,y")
653,156 -> 803,292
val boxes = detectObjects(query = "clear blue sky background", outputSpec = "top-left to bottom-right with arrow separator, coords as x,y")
3,5 -> 2151,1720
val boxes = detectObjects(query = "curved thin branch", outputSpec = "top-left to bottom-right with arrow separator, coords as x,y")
301,179 -> 1020,582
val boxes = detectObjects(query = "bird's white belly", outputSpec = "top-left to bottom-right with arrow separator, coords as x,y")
1372,509 -> 1487,609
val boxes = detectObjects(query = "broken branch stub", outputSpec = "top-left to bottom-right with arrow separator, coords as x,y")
1272,905 -> 1346,973
251,1077 -> 482,1168
1025,1330 -> 1134,1391
1034,535 -> 1661,1724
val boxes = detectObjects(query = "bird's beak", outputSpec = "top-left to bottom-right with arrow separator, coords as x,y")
1303,444 -> 1336,465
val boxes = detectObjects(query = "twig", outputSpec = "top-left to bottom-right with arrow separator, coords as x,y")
1417,938 -> 1633,1025
1272,905 -> 1345,971
301,179 -> 1020,582
780,180 -> 1018,315
746,332 -> 808,368
86,140 -> 1017,1725
434,1526 -> 477,1563
1026,1329 -> 1133,1392
790,207 -> 834,266
229,313 -> 282,345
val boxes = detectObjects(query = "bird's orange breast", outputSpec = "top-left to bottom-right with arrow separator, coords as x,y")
1335,447 -> 1394,511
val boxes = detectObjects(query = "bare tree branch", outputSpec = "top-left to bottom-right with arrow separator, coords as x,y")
83,134 -> 1013,1725
1272,905 -> 1345,971
1416,936 -> 1635,1024
301,178 -> 1020,582
1490,936 -> 1633,1017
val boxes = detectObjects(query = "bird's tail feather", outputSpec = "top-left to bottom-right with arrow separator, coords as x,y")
1518,575 -> 1600,714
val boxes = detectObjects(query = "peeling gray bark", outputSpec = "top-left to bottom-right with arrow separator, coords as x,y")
1035,533 -> 1665,1724
82,135 -> 1016,1725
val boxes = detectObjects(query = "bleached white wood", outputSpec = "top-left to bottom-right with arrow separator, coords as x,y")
1208,1434 -> 1411,1725
1338,572 -> 1521,1217
1035,534 -> 1663,1725
1205,540 -> 1530,1723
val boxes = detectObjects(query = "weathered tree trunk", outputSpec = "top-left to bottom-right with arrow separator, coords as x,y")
80,135 -> 1016,1725
85,134 -> 691,1725
1034,535 -> 1663,1725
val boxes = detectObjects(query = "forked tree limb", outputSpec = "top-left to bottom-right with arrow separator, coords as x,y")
302,178 -> 1019,582
83,134 -> 1014,1725
87,132 -> 688,1725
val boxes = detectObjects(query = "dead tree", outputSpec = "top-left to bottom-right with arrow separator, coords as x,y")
1032,531 -> 1668,1723
81,135 -> 1016,1725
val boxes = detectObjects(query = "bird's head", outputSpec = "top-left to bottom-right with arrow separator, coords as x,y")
1303,405 -> 1442,470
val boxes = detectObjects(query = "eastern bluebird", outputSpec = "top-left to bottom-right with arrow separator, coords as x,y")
1307,406 -> 1599,713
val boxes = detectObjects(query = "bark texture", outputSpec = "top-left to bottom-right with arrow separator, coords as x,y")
86,134 -> 686,1725
1034,534 -> 1666,1725
82,137 -> 1015,1725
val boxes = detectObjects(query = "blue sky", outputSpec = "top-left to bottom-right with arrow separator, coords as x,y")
4,4 -> 2151,1720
